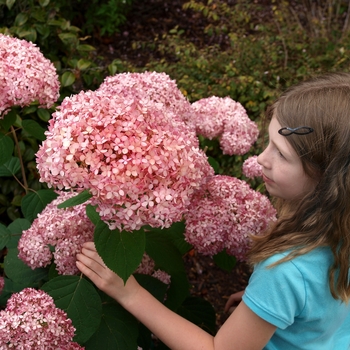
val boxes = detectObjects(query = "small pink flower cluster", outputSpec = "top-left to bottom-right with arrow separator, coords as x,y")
36,73 -> 213,231
18,191 -> 94,275
190,96 -> 259,155
242,155 -> 263,178
135,253 -> 171,285
0,288 -> 83,349
184,175 -> 276,261
0,34 -> 60,117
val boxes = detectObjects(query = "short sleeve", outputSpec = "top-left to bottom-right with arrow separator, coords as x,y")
242,254 -> 307,329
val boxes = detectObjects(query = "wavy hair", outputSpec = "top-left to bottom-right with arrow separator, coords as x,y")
249,72 -> 350,303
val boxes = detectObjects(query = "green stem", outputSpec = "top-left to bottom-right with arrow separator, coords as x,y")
10,125 -> 28,193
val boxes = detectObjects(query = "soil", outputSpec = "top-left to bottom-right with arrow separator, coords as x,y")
91,0 -> 254,329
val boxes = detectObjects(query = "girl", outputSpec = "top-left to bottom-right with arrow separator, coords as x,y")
76,73 -> 350,349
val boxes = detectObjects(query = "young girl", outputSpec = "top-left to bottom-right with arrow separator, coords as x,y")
76,72 -> 350,349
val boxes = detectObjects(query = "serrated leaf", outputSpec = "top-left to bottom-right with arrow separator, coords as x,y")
57,190 -> 92,208
0,133 -> 14,166
0,157 -> 21,177
84,295 -> 138,350
37,108 -> 51,122
0,223 -> 11,249
22,119 -> 46,141
86,204 -> 100,225
94,221 -> 145,283
61,71 -> 76,87
213,249 -> 237,272
21,189 -> 58,222
177,296 -> 216,335
42,276 -> 102,344
6,218 -> 31,248
4,248 -> 49,284
135,274 -> 168,302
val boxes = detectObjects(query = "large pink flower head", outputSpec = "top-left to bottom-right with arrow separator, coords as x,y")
36,88 -> 213,231
0,288 -> 83,349
190,96 -> 259,155
18,191 -> 94,275
0,34 -> 60,117
184,175 -> 276,261
98,71 -> 195,133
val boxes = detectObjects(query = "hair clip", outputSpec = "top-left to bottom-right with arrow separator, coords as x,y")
278,126 -> 314,136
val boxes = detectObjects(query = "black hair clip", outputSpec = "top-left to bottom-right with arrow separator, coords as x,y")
278,126 -> 314,136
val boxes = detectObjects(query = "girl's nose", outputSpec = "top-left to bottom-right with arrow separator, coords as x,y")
257,147 -> 269,169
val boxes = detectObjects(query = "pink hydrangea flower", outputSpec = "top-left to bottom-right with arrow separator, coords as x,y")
242,155 -> 262,178
135,253 -> 171,285
184,175 -> 276,261
0,288 -> 83,349
98,71 -> 195,135
190,96 -> 259,155
18,191 -> 94,275
0,34 -> 60,117
36,86 -> 213,231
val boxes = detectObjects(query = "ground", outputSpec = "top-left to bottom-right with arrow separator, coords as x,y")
94,0 -> 253,328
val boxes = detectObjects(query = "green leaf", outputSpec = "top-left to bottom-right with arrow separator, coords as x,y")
21,190 -> 58,222
0,157 -> 21,177
22,119 -> 46,141
145,229 -> 190,309
37,108 -> 51,122
94,221 -> 145,283
4,248 -> 49,284
6,218 -> 31,248
213,249 -> 237,272
77,58 -> 92,70
38,0 -> 50,6
57,190 -> 92,208
86,204 -> 100,225
177,296 -> 216,335
17,27 -> 37,42
0,133 -> 14,166
135,274 -> 168,302
84,294 -> 138,350
77,44 -> 96,52
42,276 -> 102,344
60,71 -> 76,87
14,12 -> 28,26
0,109 -> 17,130
6,0 -> 15,10
208,156 -> 220,173
0,223 -> 11,249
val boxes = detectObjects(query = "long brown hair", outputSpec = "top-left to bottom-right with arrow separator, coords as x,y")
249,72 -> 350,303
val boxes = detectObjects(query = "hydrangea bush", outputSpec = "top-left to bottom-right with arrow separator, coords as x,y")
0,34 -> 275,349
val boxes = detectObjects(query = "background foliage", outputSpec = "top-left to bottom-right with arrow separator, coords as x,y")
1,0 -> 350,348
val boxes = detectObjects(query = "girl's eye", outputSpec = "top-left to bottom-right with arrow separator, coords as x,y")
278,150 -> 285,159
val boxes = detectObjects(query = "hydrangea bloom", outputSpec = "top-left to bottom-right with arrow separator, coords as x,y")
190,96 -> 259,155
36,86 -> 213,231
242,155 -> 263,178
98,71 -> 195,134
0,34 -> 60,117
0,288 -> 83,349
18,191 -> 94,275
184,175 -> 276,261
135,253 -> 171,285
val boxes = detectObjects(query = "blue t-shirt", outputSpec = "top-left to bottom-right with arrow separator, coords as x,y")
242,248 -> 350,349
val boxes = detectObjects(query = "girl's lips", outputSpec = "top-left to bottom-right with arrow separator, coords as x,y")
262,174 -> 274,184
